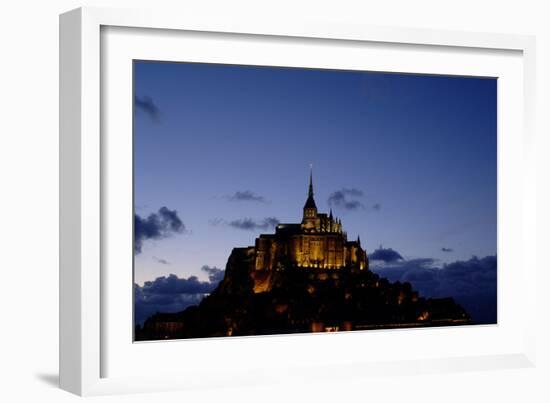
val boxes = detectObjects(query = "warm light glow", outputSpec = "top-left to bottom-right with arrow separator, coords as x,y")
398,291 -> 405,305
311,322 -> 324,332
417,311 -> 430,321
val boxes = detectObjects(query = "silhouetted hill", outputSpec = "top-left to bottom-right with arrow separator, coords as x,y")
136,247 -> 470,340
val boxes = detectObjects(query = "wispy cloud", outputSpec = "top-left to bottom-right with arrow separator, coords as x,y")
228,217 -> 280,231
210,217 -> 280,231
153,256 -> 170,265
134,207 -> 185,254
135,95 -> 160,122
225,190 -> 268,203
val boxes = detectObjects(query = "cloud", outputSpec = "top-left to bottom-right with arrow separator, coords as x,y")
135,269 -> 225,325
211,217 -> 280,231
135,95 -> 160,122
344,200 -> 363,210
229,217 -> 280,230
153,256 -> 170,265
369,247 -> 404,262
201,265 -> 225,283
134,207 -> 185,254
327,188 -> 381,212
226,191 -> 267,203
141,273 -> 215,294
372,252 -> 497,324
441,247 -> 453,253
328,188 -> 364,211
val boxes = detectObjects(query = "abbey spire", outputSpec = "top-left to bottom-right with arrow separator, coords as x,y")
303,165 -> 317,211
302,165 -> 318,230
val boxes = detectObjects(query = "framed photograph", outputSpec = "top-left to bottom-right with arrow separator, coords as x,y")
60,7 -> 537,396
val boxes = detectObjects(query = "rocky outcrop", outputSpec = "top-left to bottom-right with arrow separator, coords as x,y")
136,248 -> 470,341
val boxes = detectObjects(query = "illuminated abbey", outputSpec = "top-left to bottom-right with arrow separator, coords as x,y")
254,169 -> 369,271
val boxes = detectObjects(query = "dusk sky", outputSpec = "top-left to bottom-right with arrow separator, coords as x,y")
133,61 -> 497,323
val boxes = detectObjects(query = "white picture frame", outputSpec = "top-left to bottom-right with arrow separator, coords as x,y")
59,6 -> 537,396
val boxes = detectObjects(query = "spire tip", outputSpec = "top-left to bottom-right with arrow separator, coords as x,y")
308,164 -> 314,197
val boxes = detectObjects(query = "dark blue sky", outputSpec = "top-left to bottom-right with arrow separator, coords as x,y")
133,61 -> 496,287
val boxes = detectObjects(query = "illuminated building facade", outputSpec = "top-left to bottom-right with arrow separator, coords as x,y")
254,169 -> 368,271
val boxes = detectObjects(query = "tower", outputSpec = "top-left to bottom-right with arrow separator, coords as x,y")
302,166 -> 318,231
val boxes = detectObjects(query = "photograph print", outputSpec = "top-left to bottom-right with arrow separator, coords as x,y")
133,61 -> 497,341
